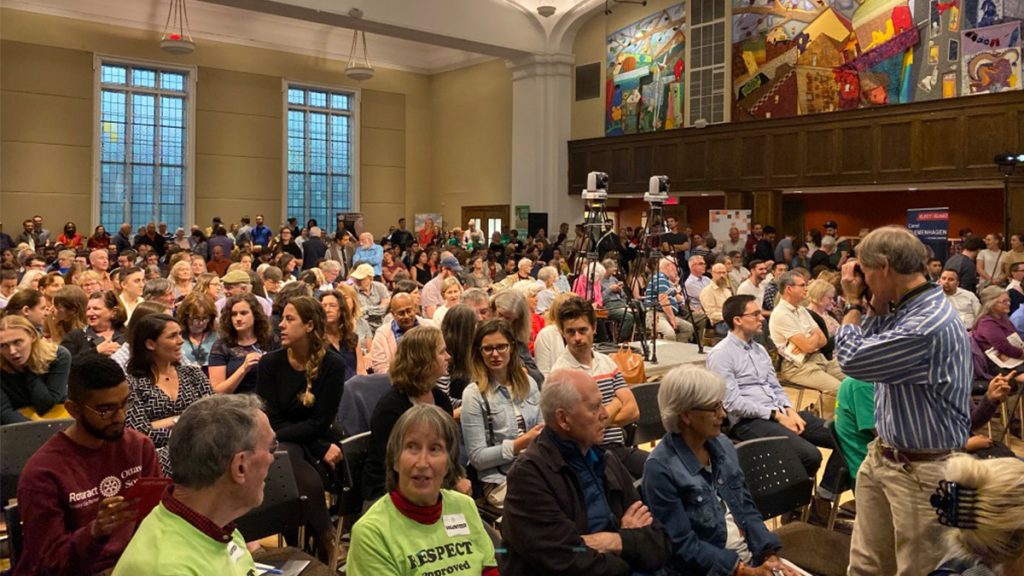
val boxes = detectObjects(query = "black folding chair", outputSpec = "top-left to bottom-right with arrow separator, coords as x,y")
236,451 -> 307,545
629,381 -> 664,447
1,419 -> 74,501
331,431 -> 372,572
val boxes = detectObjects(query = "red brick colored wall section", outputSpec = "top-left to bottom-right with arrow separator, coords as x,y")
801,189 -> 1004,236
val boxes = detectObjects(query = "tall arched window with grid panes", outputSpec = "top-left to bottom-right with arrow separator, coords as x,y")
285,84 -> 358,229
96,60 -> 193,233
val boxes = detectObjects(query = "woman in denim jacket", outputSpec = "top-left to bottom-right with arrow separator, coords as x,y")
643,365 -> 796,576
460,319 -> 544,508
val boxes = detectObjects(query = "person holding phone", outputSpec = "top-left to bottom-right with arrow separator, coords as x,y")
836,226 -> 972,576
15,352 -> 161,576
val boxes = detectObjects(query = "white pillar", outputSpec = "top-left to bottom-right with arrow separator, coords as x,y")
507,53 -> 582,233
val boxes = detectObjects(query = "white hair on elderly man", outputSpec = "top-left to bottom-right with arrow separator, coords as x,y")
657,365 -> 726,434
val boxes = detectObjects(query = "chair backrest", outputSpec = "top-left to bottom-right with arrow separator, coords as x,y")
337,373 -> 392,436
630,381 -> 664,445
1,419 -> 74,499
734,436 -> 813,520
338,431 -> 373,517
5,501 -> 22,569
235,451 -> 307,541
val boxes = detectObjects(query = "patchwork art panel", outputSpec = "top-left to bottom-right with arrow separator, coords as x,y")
606,4 -> 687,136
732,0 -> 1022,121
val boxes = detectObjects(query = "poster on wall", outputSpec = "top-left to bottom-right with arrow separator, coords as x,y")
907,207 -> 949,262
960,21 -> 1022,95
605,3 -> 687,136
414,213 -> 443,238
709,209 -> 751,246
514,205 -> 530,235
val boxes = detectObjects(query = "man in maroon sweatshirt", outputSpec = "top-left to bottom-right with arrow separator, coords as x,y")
14,352 -> 161,576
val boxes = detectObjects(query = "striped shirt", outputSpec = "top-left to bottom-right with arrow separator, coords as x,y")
645,273 -> 680,314
835,285 -> 970,451
551,350 -> 628,446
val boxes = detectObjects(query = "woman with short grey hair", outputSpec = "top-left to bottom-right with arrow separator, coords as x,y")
643,366 -> 794,576
348,405 -> 497,576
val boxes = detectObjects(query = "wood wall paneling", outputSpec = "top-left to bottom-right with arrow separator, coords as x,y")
918,116 -> 961,173
879,122 -> 913,174
838,124 -> 873,176
611,146 -> 633,185
568,92 -> 1023,195
804,129 -> 836,177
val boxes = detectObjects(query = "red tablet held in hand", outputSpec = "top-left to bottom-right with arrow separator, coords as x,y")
124,477 -> 173,519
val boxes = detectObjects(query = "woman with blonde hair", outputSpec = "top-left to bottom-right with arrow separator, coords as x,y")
1,314 -> 72,423
930,454 -> 1024,575
257,295 -> 345,560
363,325 -> 471,503
169,259 -> 194,299
75,269 -> 106,296
461,320 -> 543,508
431,276 -> 463,327
337,281 -> 374,346
193,272 -> 223,302
18,269 -> 47,293
534,291 -> 573,375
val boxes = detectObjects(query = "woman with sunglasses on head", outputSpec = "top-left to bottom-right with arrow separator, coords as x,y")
175,292 -> 218,371
460,320 -> 543,509
209,292 -> 273,395
257,295 -> 346,561
124,314 -> 214,474
60,290 -> 125,357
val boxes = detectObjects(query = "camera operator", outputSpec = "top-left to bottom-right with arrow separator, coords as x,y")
835,225 -> 971,576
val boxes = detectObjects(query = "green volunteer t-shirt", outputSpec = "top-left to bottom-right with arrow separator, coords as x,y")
834,377 -> 876,488
112,502 -> 255,576
348,489 -> 497,576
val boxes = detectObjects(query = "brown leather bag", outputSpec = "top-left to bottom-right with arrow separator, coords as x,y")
609,345 -> 645,384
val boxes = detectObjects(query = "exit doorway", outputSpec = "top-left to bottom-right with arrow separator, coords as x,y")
462,205 -> 509,240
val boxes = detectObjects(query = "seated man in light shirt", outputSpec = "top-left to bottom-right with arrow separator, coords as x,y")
699,262 -> 733,336
940,269 -> 981,329
767,271 -> 844,417
708,294 -> 844,511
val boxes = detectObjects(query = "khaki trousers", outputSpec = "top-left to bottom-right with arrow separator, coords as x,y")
847,440 -> 955,576
779,353 -> 842,416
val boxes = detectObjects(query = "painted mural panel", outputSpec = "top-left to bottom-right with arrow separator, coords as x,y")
732,0 -> 1022,121
606,4 -> 687,136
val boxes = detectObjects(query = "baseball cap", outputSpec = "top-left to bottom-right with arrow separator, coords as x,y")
350,263 -> 375,280
823,220 -> 838,229
222,269 -> 250,284
440,256 -> 463,273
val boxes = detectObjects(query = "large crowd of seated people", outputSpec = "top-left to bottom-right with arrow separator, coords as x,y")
2,213 -> 1023,576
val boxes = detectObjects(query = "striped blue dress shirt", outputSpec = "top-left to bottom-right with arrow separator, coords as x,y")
835,285 -> 970,451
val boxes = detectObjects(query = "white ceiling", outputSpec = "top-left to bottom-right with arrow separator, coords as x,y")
3,0 -> 607,74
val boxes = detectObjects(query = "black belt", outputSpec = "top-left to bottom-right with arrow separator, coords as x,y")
881,446 -> 955,463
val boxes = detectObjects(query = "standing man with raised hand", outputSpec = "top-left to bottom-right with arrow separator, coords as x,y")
835,225 -> 971,576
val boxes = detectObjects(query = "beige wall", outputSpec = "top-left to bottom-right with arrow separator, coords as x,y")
570,0 -> 681,141
429,59 -> 512,228
0,8 -> 453,236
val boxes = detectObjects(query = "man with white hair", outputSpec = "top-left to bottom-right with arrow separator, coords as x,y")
462,221 -> 485,249
112,395 -> 274,575
494,257 -> 535,293
502,368 -> 672,576
350,263 -> 390,333
719,226 -> 745,256
809,235 -> 838,272
645,257 -> 695,342
301,226 -> 327,271
318,259 -> 342,289
353,232 -> 384,277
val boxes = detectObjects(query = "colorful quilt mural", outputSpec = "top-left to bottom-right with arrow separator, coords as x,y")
606,4 -> 687,136
732,0 -> 1022,121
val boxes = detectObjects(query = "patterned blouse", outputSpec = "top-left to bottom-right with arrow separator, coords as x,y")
125,364 -> 213,449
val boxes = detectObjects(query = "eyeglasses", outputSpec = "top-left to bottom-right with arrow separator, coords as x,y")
692,402 -> 725,414
481,343 -> 511,355
83,397 -> 134,419
740,311 -> 762,318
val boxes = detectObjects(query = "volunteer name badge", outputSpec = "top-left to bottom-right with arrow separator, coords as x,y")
443,513 -> 470,537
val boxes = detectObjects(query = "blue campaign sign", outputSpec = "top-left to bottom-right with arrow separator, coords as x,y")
907,207 -> 949,262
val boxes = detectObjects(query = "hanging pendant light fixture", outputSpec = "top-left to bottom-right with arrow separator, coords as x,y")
345,8 -> 375,82
161,0 -> 195,54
